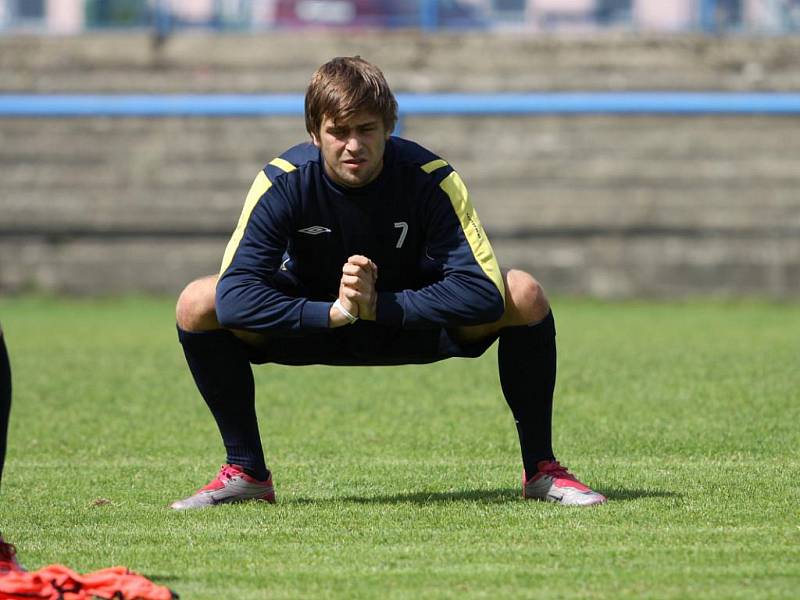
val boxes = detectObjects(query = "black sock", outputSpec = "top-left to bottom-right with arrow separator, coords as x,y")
0,330 -> 11,489
498,310 -> 557,476
177,327 -> 269,481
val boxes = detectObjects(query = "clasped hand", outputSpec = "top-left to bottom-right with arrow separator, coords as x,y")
329,255 -> 378,327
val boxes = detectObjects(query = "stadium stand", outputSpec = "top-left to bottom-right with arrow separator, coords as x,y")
1,33 -> 799,297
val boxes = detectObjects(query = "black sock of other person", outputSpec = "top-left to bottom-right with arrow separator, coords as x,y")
497,311 -> 557,477
177,327 -> 269,481
0,329 -> 11,489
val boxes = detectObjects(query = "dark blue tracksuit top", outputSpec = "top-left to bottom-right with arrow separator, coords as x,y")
216,137 -> 505,333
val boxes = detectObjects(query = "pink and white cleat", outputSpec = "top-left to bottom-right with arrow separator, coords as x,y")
170,464 -> 275,510
523,460 -> 606,506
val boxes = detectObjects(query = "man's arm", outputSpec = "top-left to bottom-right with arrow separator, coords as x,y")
215,176 -> 358,332
365,172 -> 505,329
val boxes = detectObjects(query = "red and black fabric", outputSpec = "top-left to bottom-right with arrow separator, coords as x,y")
0,562 -> 177,600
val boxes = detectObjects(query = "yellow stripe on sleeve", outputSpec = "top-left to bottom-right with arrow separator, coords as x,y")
269,157 -> 297,173
439,171 -> 505,301
219,170 -> 272,275
421,159 -> 449,174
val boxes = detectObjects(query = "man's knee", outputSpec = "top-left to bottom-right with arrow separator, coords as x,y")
503,269 -> 550,326
176,275 -> 220,332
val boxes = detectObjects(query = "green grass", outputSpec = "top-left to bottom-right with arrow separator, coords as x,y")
0,296 -> 798,599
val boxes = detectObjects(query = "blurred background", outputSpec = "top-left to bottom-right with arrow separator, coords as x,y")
1,0 -> 799,297
3,0 -> 800,33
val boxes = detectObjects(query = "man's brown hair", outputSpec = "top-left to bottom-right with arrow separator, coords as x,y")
305,56 -> 398,137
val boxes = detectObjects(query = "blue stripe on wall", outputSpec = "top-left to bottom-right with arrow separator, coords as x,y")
1,92 -> 800,117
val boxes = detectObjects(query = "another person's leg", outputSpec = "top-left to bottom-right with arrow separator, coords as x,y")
0,325 -> 22,568
0,326 -> 10,489
456,270 -> 605,506
172,276 -> 273,510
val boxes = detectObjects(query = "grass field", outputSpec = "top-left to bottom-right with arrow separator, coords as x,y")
0,296 -> 797,599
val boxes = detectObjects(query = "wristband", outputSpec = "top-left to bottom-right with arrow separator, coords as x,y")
333,299 -> 359,324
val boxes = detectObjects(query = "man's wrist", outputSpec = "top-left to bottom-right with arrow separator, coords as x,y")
331,299 -> 359,326
359,300 -> 377,321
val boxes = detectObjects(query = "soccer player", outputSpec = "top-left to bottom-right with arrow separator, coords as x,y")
0,325 -> 22,569
171,56 -> 605,509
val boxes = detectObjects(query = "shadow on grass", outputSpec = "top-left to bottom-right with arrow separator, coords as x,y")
598,488 -> 682,501
290,488 -> 520,505
143,575 -> 182,583
289,487 -> 681,505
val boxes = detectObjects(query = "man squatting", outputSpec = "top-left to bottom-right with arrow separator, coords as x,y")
170,57 -> 606,509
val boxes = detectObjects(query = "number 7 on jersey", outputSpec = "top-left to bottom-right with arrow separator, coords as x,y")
394,221 -> 408,249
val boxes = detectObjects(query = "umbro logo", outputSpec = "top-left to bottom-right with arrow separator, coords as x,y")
298,225 -> 332,235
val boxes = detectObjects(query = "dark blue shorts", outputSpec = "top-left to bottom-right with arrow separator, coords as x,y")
246,320 -> 498,366
245,271 -> 498,366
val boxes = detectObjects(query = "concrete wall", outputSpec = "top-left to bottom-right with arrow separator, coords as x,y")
4,33 -> 800,92
1,33 -> 799,297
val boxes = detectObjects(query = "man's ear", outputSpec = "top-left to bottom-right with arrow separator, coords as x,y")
310,131 -> 320,148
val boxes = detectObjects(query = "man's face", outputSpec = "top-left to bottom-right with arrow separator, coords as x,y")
311,112 -> 390,188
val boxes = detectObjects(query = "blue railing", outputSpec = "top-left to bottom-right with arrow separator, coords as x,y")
2,92 -> 800,118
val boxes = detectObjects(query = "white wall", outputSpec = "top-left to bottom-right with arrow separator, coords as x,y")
47,0 -> 83,33
634,0 -> 695,31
